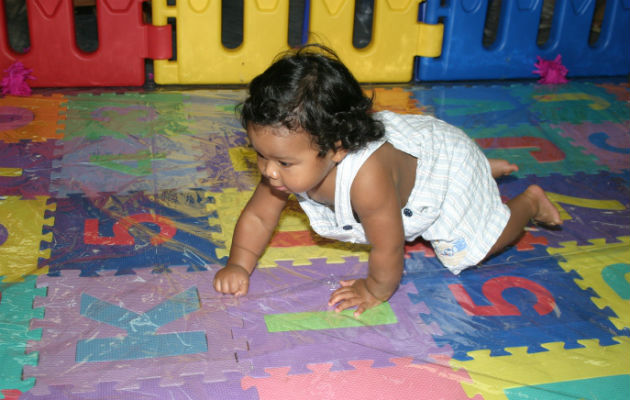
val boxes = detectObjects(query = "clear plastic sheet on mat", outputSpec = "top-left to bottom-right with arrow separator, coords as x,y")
1,81 -> 629,399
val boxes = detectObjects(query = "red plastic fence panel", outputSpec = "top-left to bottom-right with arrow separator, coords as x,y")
0,0 -> 171,87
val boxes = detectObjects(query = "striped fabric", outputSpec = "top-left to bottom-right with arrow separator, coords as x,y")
297,111 -> 510,274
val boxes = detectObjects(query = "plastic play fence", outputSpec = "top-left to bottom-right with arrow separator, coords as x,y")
416,0 -> 630,81
0,0 -> 171,87
0,0 -> 627,87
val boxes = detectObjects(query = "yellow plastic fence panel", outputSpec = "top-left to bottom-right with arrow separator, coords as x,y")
152,0 -> 292,84
309,0 -> 443,82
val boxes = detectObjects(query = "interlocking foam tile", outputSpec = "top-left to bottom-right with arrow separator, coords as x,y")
613,169 -> 630,185
0,95 -> 66,143
42,190 -> 223,276
416,81 -> 626,127
209,189 -> 370,267
0,196 -> 55,282
405,244 -> 627,361
23,267 -> 249,395
242,356 -> 482,400
472,123 -> 604,177
53,90 -> 251,196
180,90 -> 244,140
411,84 -> 537,129
19,373 -> 260,400
412,82 -> 630,177
50,134 -> 217,197
498,171 -> 629,247
552,120 -> 630,173
595,82 -> 630,102
529,82 -> 629,125
0,141 -> 60,199
225,257 -> 449,377
514,231 -> 549,251
451,337 -> 630,400
227,144 -> 257,174
62,92 -> 190,142
0,275 -> 45,395
366,87 -> 428,115
0,390 -> 21,400
401,233 -> 542,260
504,374 -> 630,400
4,80 -> 628,399
192,122 -> 259,192
548,237 -> 630,331
403,236 -> 436,258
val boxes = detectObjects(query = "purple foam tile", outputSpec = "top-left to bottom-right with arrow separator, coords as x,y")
0,105 -> 35,131
25,267 -> 249,395
51,107 -> 257,196
224,257 -> 452,377
50,135 -> 214,197
498,172 -> 630,247
182,90 -> 258,191
553,121 -> 630,173
182,90 -> 245,140
50,136 -> 151,197
0,222 -> 8,245
0,141 -> 59,198
20,374 -> 259,400
193,127 -> 259,191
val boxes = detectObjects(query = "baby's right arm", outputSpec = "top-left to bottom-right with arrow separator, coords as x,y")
213,179 -> 289,296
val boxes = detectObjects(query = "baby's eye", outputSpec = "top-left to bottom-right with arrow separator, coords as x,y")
278,160 -> 291,167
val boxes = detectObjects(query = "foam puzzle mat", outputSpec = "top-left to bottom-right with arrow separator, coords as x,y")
0,80 -> 628,399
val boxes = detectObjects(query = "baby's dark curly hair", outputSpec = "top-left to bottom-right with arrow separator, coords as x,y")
240,44 -> 384,156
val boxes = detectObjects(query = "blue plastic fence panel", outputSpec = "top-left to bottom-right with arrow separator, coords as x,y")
415,0 -> 630,81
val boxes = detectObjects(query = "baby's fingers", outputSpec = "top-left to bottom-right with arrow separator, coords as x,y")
233,280 -> 249,297
328,286 -> 355,306
329,292 -> 361,313
214,276 -> 246,296
214,279 -> 233,294
213,277 -> 225,293
353,303 -> 367,318
334,298 -> 362,313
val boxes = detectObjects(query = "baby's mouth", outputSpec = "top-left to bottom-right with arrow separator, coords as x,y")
272,185 -> 289,192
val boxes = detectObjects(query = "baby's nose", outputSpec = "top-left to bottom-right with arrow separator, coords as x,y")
261,161 -> 278,179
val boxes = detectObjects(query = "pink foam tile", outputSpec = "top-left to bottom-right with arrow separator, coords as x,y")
242,356 -> 481,400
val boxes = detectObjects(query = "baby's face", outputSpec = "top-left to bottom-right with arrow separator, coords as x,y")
247,124 -> 342,195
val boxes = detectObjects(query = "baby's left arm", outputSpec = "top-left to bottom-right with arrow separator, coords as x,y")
328,157 -> 405,316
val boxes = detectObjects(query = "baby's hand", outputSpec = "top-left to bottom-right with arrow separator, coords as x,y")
213,264 -> 250,297
328,279 -> 383,317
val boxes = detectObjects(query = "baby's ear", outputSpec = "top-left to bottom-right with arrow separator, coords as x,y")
332,141 -> 348,162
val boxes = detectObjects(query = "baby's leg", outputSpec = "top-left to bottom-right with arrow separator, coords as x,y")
487,185 -> 561,256
489,159 -> 518,179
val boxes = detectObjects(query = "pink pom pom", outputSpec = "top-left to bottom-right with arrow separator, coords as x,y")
533,55 -> 568,85
1,61 -> 35,96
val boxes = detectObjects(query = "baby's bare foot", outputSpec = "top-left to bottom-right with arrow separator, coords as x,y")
489,159 -> 519,179
525,185 -> 562,226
